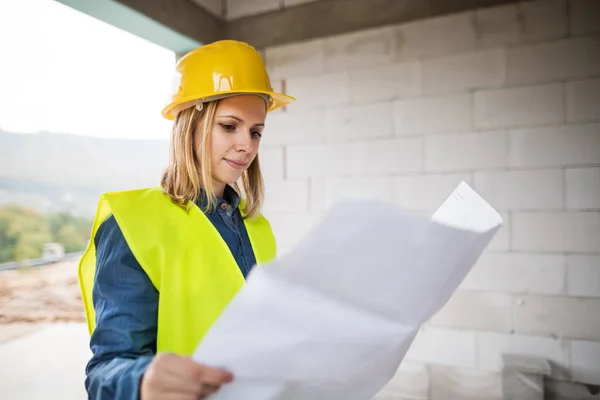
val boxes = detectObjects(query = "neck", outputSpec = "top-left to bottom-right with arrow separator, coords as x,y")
212,182 -> 226,199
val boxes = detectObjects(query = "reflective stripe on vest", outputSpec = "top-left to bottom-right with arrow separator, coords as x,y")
78,187 -> 276,355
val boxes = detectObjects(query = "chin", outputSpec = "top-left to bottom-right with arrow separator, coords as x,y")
220,173 -> 244,185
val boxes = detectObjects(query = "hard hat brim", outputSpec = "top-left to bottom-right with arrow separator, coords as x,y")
161,90 -> 296,121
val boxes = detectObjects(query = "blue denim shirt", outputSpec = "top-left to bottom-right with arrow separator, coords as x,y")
85,186 -> 257,399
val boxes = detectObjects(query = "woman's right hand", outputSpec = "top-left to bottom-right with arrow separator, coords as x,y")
140,352 -> 234,400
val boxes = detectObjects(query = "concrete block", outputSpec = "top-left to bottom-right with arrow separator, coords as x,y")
474,0 -> 567,48
512,211 -> 600,252
310,176 -> 394,213
351,138 -> 423,176
348,61 -> 421,104
430,365 -> 503,400
394,94 -> 472,135
513,295 -> 600,341
476,332 -> 570,379
570,340 -> 600,384
324,26 -> 396,72
265,39 -> 325,79
225,0 -> 280,19
502,369 -> 544,400
285,72 -> 350,110
566,167 -> 600,209
422,49 -> 505,96
270,78 -> 284,102
429,290 -> 512,332
325,102 -> 394,142
395,12 -> 477,60
509,123 -> 600,168
405,327 -> 477,368
393,173 -> 472,211
376,362 -> 430,400
567,78 -> 600,123
473,169 -> 564,211
267,212 -> 318,248
474,84 -> 564,129
425,131 -> 508,172
263,180 -> 310,214
461,253 -> 566,295
502,354 -> 552,376
507,36 -> 600,85
286,144 -> 352,179
501,355 -> 549,400
571,0 -> 600,36
262,109 -> 325,147
567,255 -> 600,298
286,143 -> 351,179
259,147 -> 285,181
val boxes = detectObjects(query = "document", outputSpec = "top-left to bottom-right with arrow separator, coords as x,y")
193,181 -> 503,399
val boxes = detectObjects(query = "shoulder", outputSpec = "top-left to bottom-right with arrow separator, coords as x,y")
102,186 -> 186,214
94,214 -> 125,251
102,186 -> 165,202
94,214 -> 148,278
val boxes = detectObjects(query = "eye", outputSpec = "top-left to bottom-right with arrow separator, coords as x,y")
220,123 -> 236,132
251,131 -> 262,138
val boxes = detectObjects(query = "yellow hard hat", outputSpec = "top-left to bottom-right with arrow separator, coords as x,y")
162,40 -> 295,120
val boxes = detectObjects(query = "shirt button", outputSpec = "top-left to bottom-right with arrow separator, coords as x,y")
220,203 -> 228,210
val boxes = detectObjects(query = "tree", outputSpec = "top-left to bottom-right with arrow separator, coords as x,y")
0,205 -> 51,262
0,206 -> 92,263
56,223 -> 87,253
48,212 -> 92,243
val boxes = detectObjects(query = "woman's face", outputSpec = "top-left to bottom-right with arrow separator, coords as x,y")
209,95 -> 266,195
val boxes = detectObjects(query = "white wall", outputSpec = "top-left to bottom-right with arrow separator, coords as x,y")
259,0 -> 600,398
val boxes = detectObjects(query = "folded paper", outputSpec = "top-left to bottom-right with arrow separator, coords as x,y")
193,181 -> 503,399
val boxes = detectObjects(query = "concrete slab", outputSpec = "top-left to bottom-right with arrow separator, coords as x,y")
0,323 -> 91,400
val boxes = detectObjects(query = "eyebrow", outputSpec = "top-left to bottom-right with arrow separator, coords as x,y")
217,114 -> 265,127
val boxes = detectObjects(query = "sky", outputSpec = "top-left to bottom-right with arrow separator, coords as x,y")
0,0 -> 176,139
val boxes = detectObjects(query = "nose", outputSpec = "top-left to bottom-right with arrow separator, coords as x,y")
235,131 -> 255,153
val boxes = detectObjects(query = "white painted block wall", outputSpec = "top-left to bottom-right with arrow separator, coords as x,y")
259,0 -> 600,398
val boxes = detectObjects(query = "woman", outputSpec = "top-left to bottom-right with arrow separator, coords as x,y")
79,40 -> 295,399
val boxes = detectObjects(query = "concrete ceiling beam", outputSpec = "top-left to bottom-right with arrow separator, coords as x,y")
224,0 -> 523,49
114,0 -> 224,45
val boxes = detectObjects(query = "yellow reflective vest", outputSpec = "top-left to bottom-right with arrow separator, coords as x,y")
78,187 -> 276,355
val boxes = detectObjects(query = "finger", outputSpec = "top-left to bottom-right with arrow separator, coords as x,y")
162,366 -> 205,395
194,365 -> 234,385
199,383 -> 220,396
164,395 -> 196,400
174,358 -> 233,385
146,354 -> 209,398
164,356 -> 233,390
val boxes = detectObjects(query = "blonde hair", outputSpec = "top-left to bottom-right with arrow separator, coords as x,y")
160,101 -> 265,218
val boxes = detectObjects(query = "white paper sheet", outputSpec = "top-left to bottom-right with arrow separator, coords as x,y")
193,181 -> 503,399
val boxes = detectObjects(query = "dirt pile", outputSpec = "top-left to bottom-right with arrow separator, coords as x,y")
0,260 -> 85,342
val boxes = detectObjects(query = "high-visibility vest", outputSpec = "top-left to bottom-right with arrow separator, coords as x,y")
78,186 -> 276,355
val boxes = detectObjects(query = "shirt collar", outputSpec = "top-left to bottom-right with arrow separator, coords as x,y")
196,185 -> 241,214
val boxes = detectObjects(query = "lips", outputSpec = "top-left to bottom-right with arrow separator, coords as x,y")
224,159 -> 247,169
